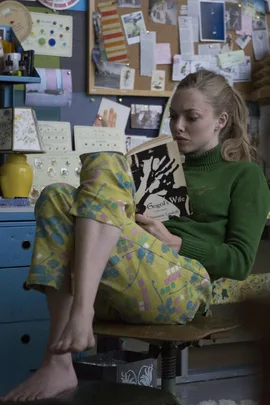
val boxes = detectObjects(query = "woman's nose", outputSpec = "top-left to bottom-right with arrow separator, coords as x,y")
174,117 -> 185,132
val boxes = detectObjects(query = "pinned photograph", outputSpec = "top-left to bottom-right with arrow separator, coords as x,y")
120,66 -> 135,90
252,15 -> 267,30
121,11 -> 146,45
235,33 -> 251,49
116,0 -> 141,7
225,2 -> 241,30
131,104 -> 163,129
94,61 -> 122,89
94,98 -> 131,130
199,0 -> 226,42
25,68 -> 72,108
149,0 -> 178,25
151,70 -> 166,91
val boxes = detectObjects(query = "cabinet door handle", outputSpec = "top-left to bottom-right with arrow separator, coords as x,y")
23,282 -> 30,291
21,334 -> 30,344
22,240 -> 31,250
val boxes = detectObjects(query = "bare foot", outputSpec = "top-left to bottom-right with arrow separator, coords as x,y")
2,355 -> 77,402
50,306 -> 95,354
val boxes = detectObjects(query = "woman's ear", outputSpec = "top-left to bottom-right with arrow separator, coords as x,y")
218,112 -> 228,130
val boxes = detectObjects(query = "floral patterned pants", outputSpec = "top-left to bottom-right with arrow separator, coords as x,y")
27,152 -> 212,324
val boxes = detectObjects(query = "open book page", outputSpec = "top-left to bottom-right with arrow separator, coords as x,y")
129,141 -> 191,222
126,134 -> 173,157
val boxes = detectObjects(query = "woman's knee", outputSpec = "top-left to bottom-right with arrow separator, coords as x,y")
35,183 -> 76,216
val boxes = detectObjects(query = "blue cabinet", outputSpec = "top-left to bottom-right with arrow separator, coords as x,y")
0,207 -> 49,396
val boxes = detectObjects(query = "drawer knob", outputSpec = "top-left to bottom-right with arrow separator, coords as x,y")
22,240 -> 31,250
23,282 -> 30,291
21,334 -> 30,344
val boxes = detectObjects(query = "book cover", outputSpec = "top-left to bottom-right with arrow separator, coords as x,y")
129,141 -> 191,222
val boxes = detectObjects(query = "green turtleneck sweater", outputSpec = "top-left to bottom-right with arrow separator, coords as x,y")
164,145 -> 270,282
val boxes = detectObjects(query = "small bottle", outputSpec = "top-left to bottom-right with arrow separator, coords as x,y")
19,58 -> 27,77
3,55 -> 13,75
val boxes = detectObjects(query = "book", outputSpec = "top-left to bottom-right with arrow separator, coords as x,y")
126,135 -> 191,222
73,126 -> 190,222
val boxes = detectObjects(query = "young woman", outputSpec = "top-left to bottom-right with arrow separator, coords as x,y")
3,70 -> 269,402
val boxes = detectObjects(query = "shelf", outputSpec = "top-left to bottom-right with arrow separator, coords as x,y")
0,69 -> 41,84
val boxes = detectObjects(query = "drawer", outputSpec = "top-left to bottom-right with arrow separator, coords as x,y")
0,267 -> 49,322
0,224 -> 35,268
0,320 -> 49,396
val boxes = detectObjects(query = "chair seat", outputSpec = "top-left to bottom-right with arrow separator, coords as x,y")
93,315 -> 239,344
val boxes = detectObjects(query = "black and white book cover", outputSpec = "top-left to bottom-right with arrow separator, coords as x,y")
129,141 -> 191,222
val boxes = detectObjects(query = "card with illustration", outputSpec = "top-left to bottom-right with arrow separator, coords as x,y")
149,0 -> 178,25
199,0 -> 226,42
151,70 -> 166,91
120,66 -> 135,90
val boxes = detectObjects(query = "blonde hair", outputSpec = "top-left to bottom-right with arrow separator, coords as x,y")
177,70 -> 257,162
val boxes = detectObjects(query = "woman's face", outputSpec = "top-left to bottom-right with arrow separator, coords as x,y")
169,88 -> 227,154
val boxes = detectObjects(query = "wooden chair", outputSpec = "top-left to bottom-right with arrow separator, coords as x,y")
93,315 -> 239,404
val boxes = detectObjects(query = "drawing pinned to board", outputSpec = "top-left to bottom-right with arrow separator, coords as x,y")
120,66 -> 135,90
93,98 -> 130,130
121,11 -> 146,44
199,0 -> 226,42
131,105 -> 163,130
116,0 -> 141,7
25,68 -> 72,108
21,12 -> 73,57
151,70 -> 166,91
149,0 -> 178,26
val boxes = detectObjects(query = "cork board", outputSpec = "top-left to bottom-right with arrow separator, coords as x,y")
88,0 -> 264,99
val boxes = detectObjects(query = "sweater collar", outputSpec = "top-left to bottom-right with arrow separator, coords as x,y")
184,144 -> 223,168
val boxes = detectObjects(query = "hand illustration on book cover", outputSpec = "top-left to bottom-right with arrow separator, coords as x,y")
129,142 -> 191,221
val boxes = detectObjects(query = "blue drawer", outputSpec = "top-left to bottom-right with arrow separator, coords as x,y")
0,223 -> 35,268
0,267 -> 49,323
0,320 -> 49,396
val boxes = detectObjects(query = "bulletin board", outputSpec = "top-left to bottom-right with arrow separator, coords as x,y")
88,0 -> 263,99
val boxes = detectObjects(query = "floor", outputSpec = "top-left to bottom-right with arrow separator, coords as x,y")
176,375 -> 259,405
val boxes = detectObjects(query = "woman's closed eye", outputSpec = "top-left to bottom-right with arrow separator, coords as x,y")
187,116 -> 199,122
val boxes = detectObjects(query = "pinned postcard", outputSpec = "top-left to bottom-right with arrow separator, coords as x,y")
131,104 -> 163,129
156,43 -> 172,64
178,16 -> 194,60
172,55 -> 191,81
217,50 -> 245,69
95,62 -> 123,90
252,29 -> 269,60
188,0 -> 199,41
232,56 -> 251,82
95,98 -> 130,130
236,34 -> 251,49
236,12 -> 252,35
120,66 -> 135,90
149,0 -> 178,25
225,2 -> 242,31
21,13 -> 73,57
121,11 -> 146,45
151,70 -> 166,92
25,68 -> 72,108
116,0 -> 141,7
140,32 -> 156,77
199,0 -> 226,42
198,43 -> 221,56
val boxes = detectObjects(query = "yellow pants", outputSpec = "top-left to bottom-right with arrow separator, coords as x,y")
27,152 -> 212,324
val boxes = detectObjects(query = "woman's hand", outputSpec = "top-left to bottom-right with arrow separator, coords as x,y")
136,214 -> 182,252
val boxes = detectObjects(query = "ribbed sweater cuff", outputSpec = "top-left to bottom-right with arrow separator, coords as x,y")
179,236 -> 208,264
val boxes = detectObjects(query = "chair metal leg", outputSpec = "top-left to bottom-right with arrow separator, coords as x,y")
161,343 -> 183,405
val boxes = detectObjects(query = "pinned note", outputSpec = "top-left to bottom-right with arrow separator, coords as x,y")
156,43 -> 172,64
140,31 -> 156,76
217,50 -> 245,69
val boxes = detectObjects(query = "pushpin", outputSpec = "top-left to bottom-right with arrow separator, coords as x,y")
67,71 -> 71,75
119,98 -> 123,103
126,63 -> 130,67
90,98 -> 95,102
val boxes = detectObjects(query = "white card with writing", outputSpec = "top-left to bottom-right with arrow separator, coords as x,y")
178,16 -> 194,60
140,31 -> 156,77
74,126 -> 126,154
38,121 -> 72,152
